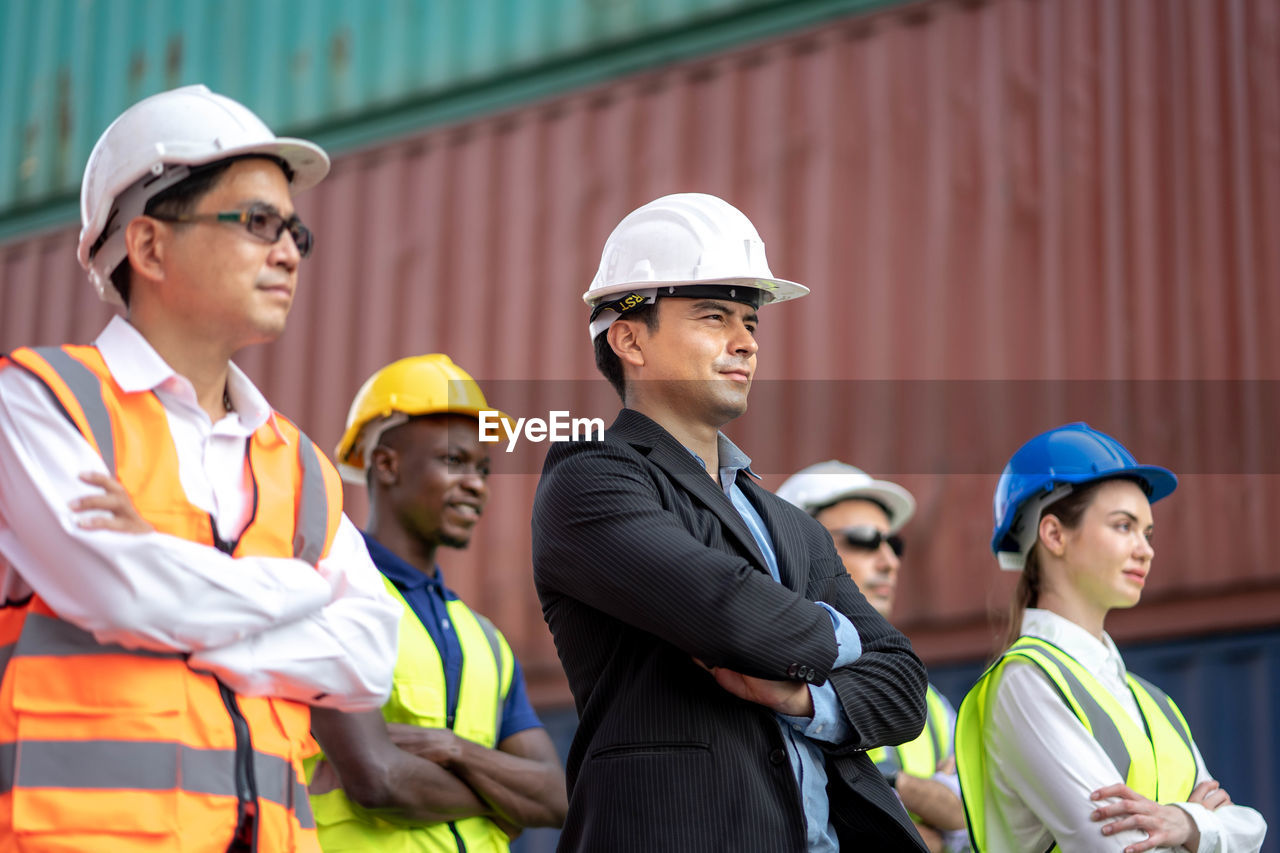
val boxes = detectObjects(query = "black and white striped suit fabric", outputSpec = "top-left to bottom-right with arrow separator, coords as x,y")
532,409 -> 931,852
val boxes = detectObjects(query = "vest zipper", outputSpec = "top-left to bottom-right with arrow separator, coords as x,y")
219,682 -> 260,850
210,517 -> 259,851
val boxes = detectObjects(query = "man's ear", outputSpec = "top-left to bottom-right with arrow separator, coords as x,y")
123,216 -> 168,284
608,318 -> 646,369
370,445 -> 400,487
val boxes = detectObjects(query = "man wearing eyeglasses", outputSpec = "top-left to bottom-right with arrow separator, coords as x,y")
778,461 -> 970,853
0,85 -> 400,851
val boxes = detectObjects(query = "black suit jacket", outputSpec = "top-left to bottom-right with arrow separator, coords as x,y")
532,409 -> 930,851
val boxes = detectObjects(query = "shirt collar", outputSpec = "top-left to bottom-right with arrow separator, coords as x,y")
686,432 -> 761,477
95,316 -> 285,441
1021,607 -> 1127,682
682,432 -> 762,498
361,531 -> 452,596
716,433 -> 762,497
716,432 -> 759,477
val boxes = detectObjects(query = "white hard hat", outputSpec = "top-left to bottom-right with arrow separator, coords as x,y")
78,84 -> 330,306
584,192 -> 809,339
776,460 -> 916,534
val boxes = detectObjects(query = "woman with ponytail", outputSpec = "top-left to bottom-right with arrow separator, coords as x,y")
954,423 -> 1266,853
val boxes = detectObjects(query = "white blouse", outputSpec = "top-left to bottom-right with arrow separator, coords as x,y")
978,608 -> 1267,853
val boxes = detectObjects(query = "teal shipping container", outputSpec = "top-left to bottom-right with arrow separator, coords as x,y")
0,0 -> 906,240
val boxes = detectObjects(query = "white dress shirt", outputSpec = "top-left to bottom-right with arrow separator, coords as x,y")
981,608 -> 1266,853
0,317 -> 400,710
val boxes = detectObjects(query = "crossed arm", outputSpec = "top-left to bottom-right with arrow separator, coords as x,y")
38,464 -> 568,834
0,372 -> 399,709
532,441 -> 927,748
896,762 -> 966,852
310,708 -> 567,834
992,662 -> 1267,853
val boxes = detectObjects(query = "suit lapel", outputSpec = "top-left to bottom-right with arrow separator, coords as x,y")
741,478 -> 807,594
609,410 -> 771,573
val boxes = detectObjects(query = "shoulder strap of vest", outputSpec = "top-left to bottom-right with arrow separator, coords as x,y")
471,612 -> 511,737
1128,673 -> 1195,755
8,346 -> 117,473
470,613 -> 503,672
291,431 -> 329,565
269,409 -> 342,565
1005,638 -> 1131,782
12,345 -> 334,567
925,684 -> 951,760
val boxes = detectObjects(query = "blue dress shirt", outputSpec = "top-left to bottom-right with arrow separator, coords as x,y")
695,435 -> 862,853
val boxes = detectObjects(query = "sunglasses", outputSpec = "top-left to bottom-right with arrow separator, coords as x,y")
152,203 -> 314,257
835,525 -> 904,557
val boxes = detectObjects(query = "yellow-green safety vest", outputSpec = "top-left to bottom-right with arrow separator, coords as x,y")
309,577 -> 516,852
869,683 -> 953,822
954,636 -> 1198,853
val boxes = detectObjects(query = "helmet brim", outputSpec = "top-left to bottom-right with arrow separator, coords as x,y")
582,276 -> 810,307
335,406 -> 515,485
204,137 -> 330,193
808,482 -> 916,534
1048,464 -> 1178,504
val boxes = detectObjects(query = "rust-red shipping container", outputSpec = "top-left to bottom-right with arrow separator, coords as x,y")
2,0 -> 1278,711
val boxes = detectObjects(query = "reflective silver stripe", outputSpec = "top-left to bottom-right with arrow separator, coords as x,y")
473,613 -> 506,738
1130,674 -> 1195,754
0,740 -> 305,814
22,740 -> 180,790
293,775 -> 316,829
31,346 -> 116,474
0,741 -> 224,795
231,750 -> 312,819
13,612 -> 182,660
0,642 -> 13,678
255,751 -> 296,811
1012,645 -> 1131,782
292,435 -> 328,564
179,745 -> 239,798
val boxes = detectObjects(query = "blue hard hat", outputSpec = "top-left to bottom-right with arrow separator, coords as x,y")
991,422 -> 1177,568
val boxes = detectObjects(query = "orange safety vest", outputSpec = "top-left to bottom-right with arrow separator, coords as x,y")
0,344 -> 344,852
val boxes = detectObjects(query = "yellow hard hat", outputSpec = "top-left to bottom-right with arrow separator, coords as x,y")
334,354 -> 510,484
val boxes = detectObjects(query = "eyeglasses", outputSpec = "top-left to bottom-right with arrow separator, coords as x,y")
836,525 -> 904,557
152,203 -> 314,257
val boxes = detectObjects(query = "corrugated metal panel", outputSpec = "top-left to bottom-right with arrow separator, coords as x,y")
929,628 -> 1280,851
3,0 -> 1280,712
0,0 -> 915,238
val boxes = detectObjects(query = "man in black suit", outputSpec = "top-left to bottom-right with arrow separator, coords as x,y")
531,193 -> 930,851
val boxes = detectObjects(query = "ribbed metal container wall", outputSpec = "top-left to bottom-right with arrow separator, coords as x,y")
4,0 -> 1280,712
0,0 -> 904,228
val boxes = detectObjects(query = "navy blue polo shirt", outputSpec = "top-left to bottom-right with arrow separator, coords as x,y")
363,532 -> 543,739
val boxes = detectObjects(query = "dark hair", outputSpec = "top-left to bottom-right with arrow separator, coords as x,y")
109,155 -> 288,307
593,302 -> 658,402
997,478 -> 1136,657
